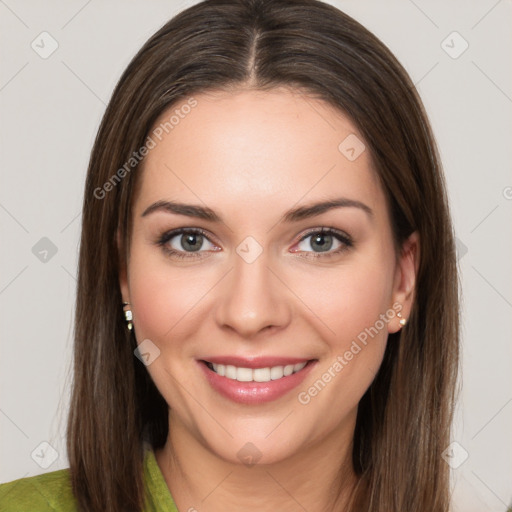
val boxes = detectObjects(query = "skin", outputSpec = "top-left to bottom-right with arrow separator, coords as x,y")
119,87 -> 419,512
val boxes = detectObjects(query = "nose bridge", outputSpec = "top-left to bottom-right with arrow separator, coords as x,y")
214,241 -> 291,337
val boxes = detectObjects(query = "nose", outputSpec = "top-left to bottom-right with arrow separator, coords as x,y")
214,248 -> 292,339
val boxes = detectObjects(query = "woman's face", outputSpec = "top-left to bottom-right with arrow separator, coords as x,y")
120,87 -> 417,465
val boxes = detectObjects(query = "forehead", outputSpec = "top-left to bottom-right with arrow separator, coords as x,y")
134,87 -> 383,220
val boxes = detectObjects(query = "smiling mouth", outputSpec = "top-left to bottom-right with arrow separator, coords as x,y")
203,361 -> 311,383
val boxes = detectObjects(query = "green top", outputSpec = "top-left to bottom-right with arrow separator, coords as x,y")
0,448 -> 178,512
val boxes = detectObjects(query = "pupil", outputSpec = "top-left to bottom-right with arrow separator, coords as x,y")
182,233 -> 202,252
312,233 -> 332,252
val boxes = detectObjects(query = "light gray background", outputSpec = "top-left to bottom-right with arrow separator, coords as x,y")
1,1 -> 511,510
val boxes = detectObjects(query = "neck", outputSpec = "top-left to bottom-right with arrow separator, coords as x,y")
155,413 -> 359,512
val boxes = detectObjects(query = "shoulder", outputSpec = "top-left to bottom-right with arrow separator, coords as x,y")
0,468 -> 77,512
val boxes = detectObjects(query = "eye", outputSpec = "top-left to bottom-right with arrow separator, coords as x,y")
157,227 -> 353,261
292,228 -> 353,259
157,228 -> 219,259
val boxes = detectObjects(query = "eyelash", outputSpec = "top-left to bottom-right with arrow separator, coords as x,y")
156,227 -> 353,260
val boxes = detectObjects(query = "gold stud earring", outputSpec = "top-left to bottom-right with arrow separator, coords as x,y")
122,301 -> 133,330
397,311 -> 407,328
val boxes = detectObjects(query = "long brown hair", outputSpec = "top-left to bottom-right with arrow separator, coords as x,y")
67,0 -> 460,510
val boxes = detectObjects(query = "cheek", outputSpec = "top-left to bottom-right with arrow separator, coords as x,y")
292,253 -> 395,402
294,264 -> 392,419
294,257 -> 394,344
127,245 -> 207,347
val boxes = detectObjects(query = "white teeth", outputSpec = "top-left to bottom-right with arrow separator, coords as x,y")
253,367 -> 271,382
212,363 -> 225,376
236,367 -> 253,382
294,362 -> 307,372
208,361 -> 308,382
270,366 -> 284,380
283,364 -> 294,376
225,365 -> 237,379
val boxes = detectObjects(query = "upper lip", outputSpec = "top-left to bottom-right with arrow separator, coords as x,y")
200,356 -> 314,368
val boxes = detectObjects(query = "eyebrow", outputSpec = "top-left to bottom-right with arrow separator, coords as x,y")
141,197 -> 373,222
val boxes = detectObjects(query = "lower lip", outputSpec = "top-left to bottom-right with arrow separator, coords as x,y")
198,360 -> 316,404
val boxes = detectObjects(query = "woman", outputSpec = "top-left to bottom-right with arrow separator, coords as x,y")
0,0 -> 459,510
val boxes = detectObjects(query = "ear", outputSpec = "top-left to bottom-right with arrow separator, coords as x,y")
117,228 -> 130,303
388,231 -> 420,333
